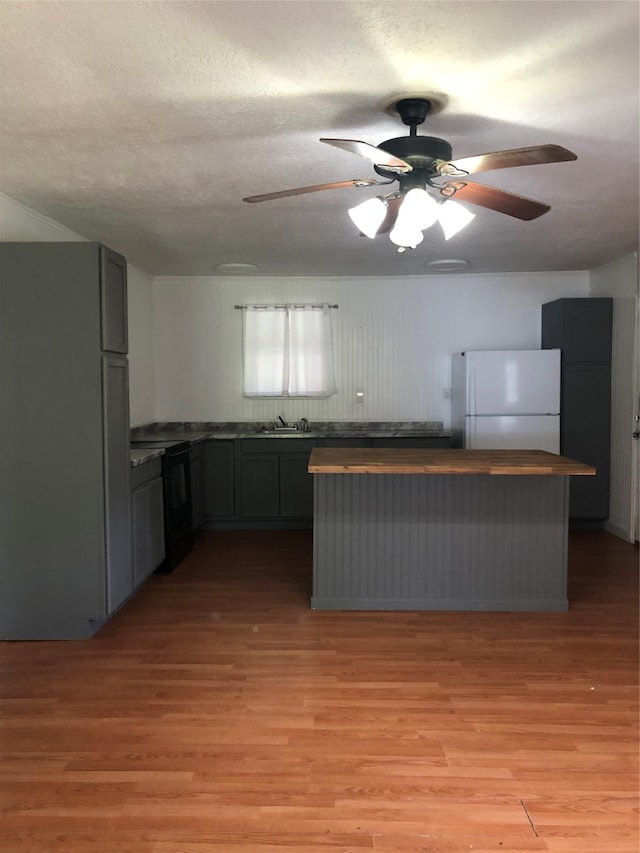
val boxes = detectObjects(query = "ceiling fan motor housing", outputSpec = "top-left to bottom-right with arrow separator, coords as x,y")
374,136 -> 453,181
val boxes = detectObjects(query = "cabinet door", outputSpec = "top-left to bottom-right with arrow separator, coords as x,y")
132,474 -> 165,586
542,298 -> 613,363
204,441 -> 236,517
132,486 -> 149,586
147,476 -> 166,572
100,246 -> 128,353
189,443 -> 205,528
280,453 -> 314,517
562,363 -> 611,520
103,355 -> 133,612
240,454 -> 280,517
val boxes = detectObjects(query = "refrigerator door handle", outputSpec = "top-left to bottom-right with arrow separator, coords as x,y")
466,416 -> 476,449
469,365 -> 476,416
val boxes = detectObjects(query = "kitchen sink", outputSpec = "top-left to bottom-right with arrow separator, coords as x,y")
260,427 -> 308,435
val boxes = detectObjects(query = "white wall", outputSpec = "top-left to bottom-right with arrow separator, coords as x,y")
152,271 -> 590,424
590,252 -> 639,542
0,192 -> 156,426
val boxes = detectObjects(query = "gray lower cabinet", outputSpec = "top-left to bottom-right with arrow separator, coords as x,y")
202,435 -> 451,530
204,440 -> 236,519
370,437 -> 451,448
321,438 -> 371,447
241,452 -> 280,517
279,452 -> 315,517
189,442 -> 206,529
131,459 -> 165,585
0,241 -> 132,640
239,439 -> 316,525
323,437 -> 451,448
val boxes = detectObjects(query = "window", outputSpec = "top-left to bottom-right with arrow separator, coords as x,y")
242,304 -> 337,397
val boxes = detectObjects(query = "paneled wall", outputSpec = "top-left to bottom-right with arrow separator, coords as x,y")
152,272 -> 589,425
590,252 -> 639,542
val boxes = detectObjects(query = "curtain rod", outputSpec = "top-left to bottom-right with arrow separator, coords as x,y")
235,303 -> 339,310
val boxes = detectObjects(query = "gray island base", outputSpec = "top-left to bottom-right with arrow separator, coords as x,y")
309,449 -> 595,613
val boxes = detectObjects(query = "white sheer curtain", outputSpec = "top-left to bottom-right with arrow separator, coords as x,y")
242,304 -> 337,397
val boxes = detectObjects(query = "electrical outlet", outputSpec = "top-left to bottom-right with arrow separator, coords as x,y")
442,387 -> 451,401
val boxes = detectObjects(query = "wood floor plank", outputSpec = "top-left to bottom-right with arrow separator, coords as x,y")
1,529 -> 638,852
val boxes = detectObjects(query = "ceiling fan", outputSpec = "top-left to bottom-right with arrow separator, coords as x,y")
243,97 -> 577,250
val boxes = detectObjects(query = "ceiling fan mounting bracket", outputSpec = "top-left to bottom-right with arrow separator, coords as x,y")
394,97 -> 432,130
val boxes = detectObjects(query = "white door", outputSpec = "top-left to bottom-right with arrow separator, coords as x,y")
465,415 -> 560,452
467,350 -> 561,415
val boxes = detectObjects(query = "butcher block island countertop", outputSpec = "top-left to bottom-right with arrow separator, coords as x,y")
309,448 -> 595,613
308,447 -> 596,476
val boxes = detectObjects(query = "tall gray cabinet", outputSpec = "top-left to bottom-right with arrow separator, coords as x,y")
0,242 -> 133,639
542,297 -> 613,527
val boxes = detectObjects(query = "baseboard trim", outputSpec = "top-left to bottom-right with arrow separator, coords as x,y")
604,520 -> 634,543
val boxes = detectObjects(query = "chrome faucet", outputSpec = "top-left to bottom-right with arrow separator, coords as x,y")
278,415 -> 287,427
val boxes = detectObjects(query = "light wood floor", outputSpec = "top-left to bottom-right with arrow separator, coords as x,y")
1,530 -> 638,852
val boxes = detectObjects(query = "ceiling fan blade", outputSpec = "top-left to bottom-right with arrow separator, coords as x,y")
320,138 -> 413,173
438,144 -> 577,176
439,181 -> 550,220
243,178 -> 384,203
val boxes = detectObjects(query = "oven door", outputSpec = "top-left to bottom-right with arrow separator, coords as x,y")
163,446 -> 193,529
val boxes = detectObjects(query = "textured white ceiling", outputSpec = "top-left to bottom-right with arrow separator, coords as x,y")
1,0 -> 638,276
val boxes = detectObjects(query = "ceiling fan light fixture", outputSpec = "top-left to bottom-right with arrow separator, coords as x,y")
437,199 -> 476,240
348,196 -> 388,239
389,222 -> 424,249
400,188 -> 439,230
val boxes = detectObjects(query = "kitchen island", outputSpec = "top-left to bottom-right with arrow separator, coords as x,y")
308,448 -> 595,612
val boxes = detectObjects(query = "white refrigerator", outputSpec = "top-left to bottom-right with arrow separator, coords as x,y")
451,349 -> 561,452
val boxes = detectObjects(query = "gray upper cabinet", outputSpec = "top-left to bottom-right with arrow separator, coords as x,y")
542,297 -> 613,527
541,297 -> 612,363
100,247 -> 128,353
0,242 -> 132,639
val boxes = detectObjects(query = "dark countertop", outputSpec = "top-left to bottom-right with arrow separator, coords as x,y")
131,421 -> 450,442
130,421 -> 451,467
130,448 -> 165,468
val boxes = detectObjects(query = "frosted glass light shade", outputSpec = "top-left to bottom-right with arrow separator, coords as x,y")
400,188 -> 439,230
348,196 -> 387,239
438,199 -> 476,240
389,223 -> 424,249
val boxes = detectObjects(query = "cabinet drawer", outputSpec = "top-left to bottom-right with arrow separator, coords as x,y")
131,457 -> 163,489
241,438 -> 315,453
322,438 -> 371,447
